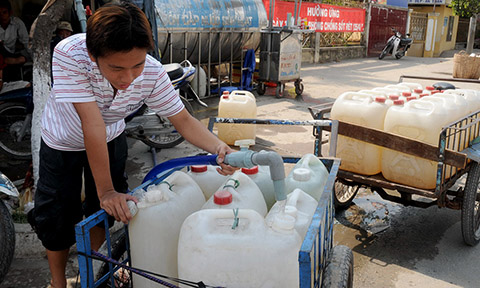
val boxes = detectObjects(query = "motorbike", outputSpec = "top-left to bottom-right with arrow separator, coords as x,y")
379,28 -> 413,60
125,60 -> 207,149
0,171 -> 19,284
0,60 -> 205,160
0,85 -> 33,160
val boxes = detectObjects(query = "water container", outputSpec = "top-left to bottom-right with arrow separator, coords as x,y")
285,154 -> 329,201
331,92 -> 390,175
386,95 -> 399,106
241,165 -> 276,210
443,89 -> 480,114
358,89 -> 387,98
385,84 -> 411,93
129,171 -> 206,286
373,87 -> 401,96
202,170 -> 268,216
423,86 -> 435,95
186,165 -> 228,200
382,100 -> 448,189
178,209 -> 302,288
397,82 -> 423,91
217,90 -> 257,145
265,188 -> 318,238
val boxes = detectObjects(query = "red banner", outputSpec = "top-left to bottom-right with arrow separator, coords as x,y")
263,1 -> 366,32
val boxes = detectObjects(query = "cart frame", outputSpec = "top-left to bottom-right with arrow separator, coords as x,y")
75,118 -> 345,288
309,75 -> 480,246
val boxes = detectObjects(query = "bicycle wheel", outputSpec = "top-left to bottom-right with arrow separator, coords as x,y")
140,96 -> 194,149
0,102 -> 32,159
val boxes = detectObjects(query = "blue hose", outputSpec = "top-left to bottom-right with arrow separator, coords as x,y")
142,154 -> 219,183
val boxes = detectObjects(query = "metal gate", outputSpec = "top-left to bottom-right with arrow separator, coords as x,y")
409,11 -> 428,54
367,4 -> 408,57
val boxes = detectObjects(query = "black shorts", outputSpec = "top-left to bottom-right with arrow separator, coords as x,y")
29,133 -> 128,251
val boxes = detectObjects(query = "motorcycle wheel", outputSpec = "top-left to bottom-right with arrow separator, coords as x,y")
378,45 -> 390,60
0,200 -> 15,284
139,96 -> 194,149
0,102 -> 32,160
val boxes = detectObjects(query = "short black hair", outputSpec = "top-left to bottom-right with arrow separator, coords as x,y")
86,1 -> 154,58
0,0 -> 12,11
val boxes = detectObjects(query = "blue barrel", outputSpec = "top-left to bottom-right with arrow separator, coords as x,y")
154,0 -> 268,64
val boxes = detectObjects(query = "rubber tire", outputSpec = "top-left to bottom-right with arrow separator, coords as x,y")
462,162 -> 480,246
0,102 -> 31,160
334,180 -> 359,210
0,200 -> 15,284
139,96 -> 193,149
256,83 -> 266,95
295,81 -> 304,96
95,228 -> 128,287
321,245 -> 354,288
378,45 -> 390,60
275,84 -> 282,98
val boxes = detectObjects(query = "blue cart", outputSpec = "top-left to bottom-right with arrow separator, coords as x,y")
75,118 -> 353,288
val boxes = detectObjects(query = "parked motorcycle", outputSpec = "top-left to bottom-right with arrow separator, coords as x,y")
379,28 -> 413,60
0,172 -> 19,284
124,60 -> 207,149
0,86 -> 33,160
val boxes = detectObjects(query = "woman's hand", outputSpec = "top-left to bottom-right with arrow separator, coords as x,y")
215,143 -> 238,175
99,190 -> 138,224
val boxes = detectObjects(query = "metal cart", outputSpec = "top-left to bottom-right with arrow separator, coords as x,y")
309,75 -> 480,246
75,118 -> 354,288
256,27 -> 310,98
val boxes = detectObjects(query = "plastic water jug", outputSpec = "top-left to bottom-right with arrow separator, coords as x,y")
186,165 -> 227,200
178,209 -> 302,288
397,82 -> 423,91
128,171 -> 206,286
423,86 -> 435,95
382,100 -> 448,189
217,90 -> 256,145
285,154 -> 329,201
241,165 -> 276,210
331,92 -> 389,175
385,84 -> 411,93
358,89 -> 387,98
443,89 -> 480,114
373,87 -> 400,96
266,188 -> 318,238
202,170 -> 268,216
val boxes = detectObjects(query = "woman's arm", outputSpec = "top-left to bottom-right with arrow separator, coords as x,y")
74,102 -> 136,224
168,108 -> 237,175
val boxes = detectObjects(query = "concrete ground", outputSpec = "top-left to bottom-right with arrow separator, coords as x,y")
2,49 -> 480,287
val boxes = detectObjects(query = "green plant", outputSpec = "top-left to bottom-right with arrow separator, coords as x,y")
451,0 -> 480,18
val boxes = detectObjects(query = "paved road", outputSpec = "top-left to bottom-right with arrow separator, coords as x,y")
2,50 -> 480,287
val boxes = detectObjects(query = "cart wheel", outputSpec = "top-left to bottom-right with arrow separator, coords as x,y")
334,180 -> 360,210
96,228 -> 129,287
275,84 -> 282,98
256,82 -> 266,95
321,245 -> 354,288
295,81 -> 304,96
462,162 -> 480,246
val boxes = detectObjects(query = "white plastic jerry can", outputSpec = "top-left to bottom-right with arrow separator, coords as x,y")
241,165 -> 276,210
382,100 -> 448,189
178,209 -> 302,288
217,90 -> 257,145
331,92 -> 389,175
202,170 -> 268,216
285,154 -> 329,201
266,188 -> 318,238
186,165 -> 227,200
128,171 -> 206,287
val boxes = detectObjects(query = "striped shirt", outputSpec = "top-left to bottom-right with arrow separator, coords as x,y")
42,33 -> 184,151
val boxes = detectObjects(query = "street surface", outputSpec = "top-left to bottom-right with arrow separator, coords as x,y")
2,50 -> 480,287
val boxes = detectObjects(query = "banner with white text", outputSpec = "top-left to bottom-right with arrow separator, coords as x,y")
263,1 -> 366,32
